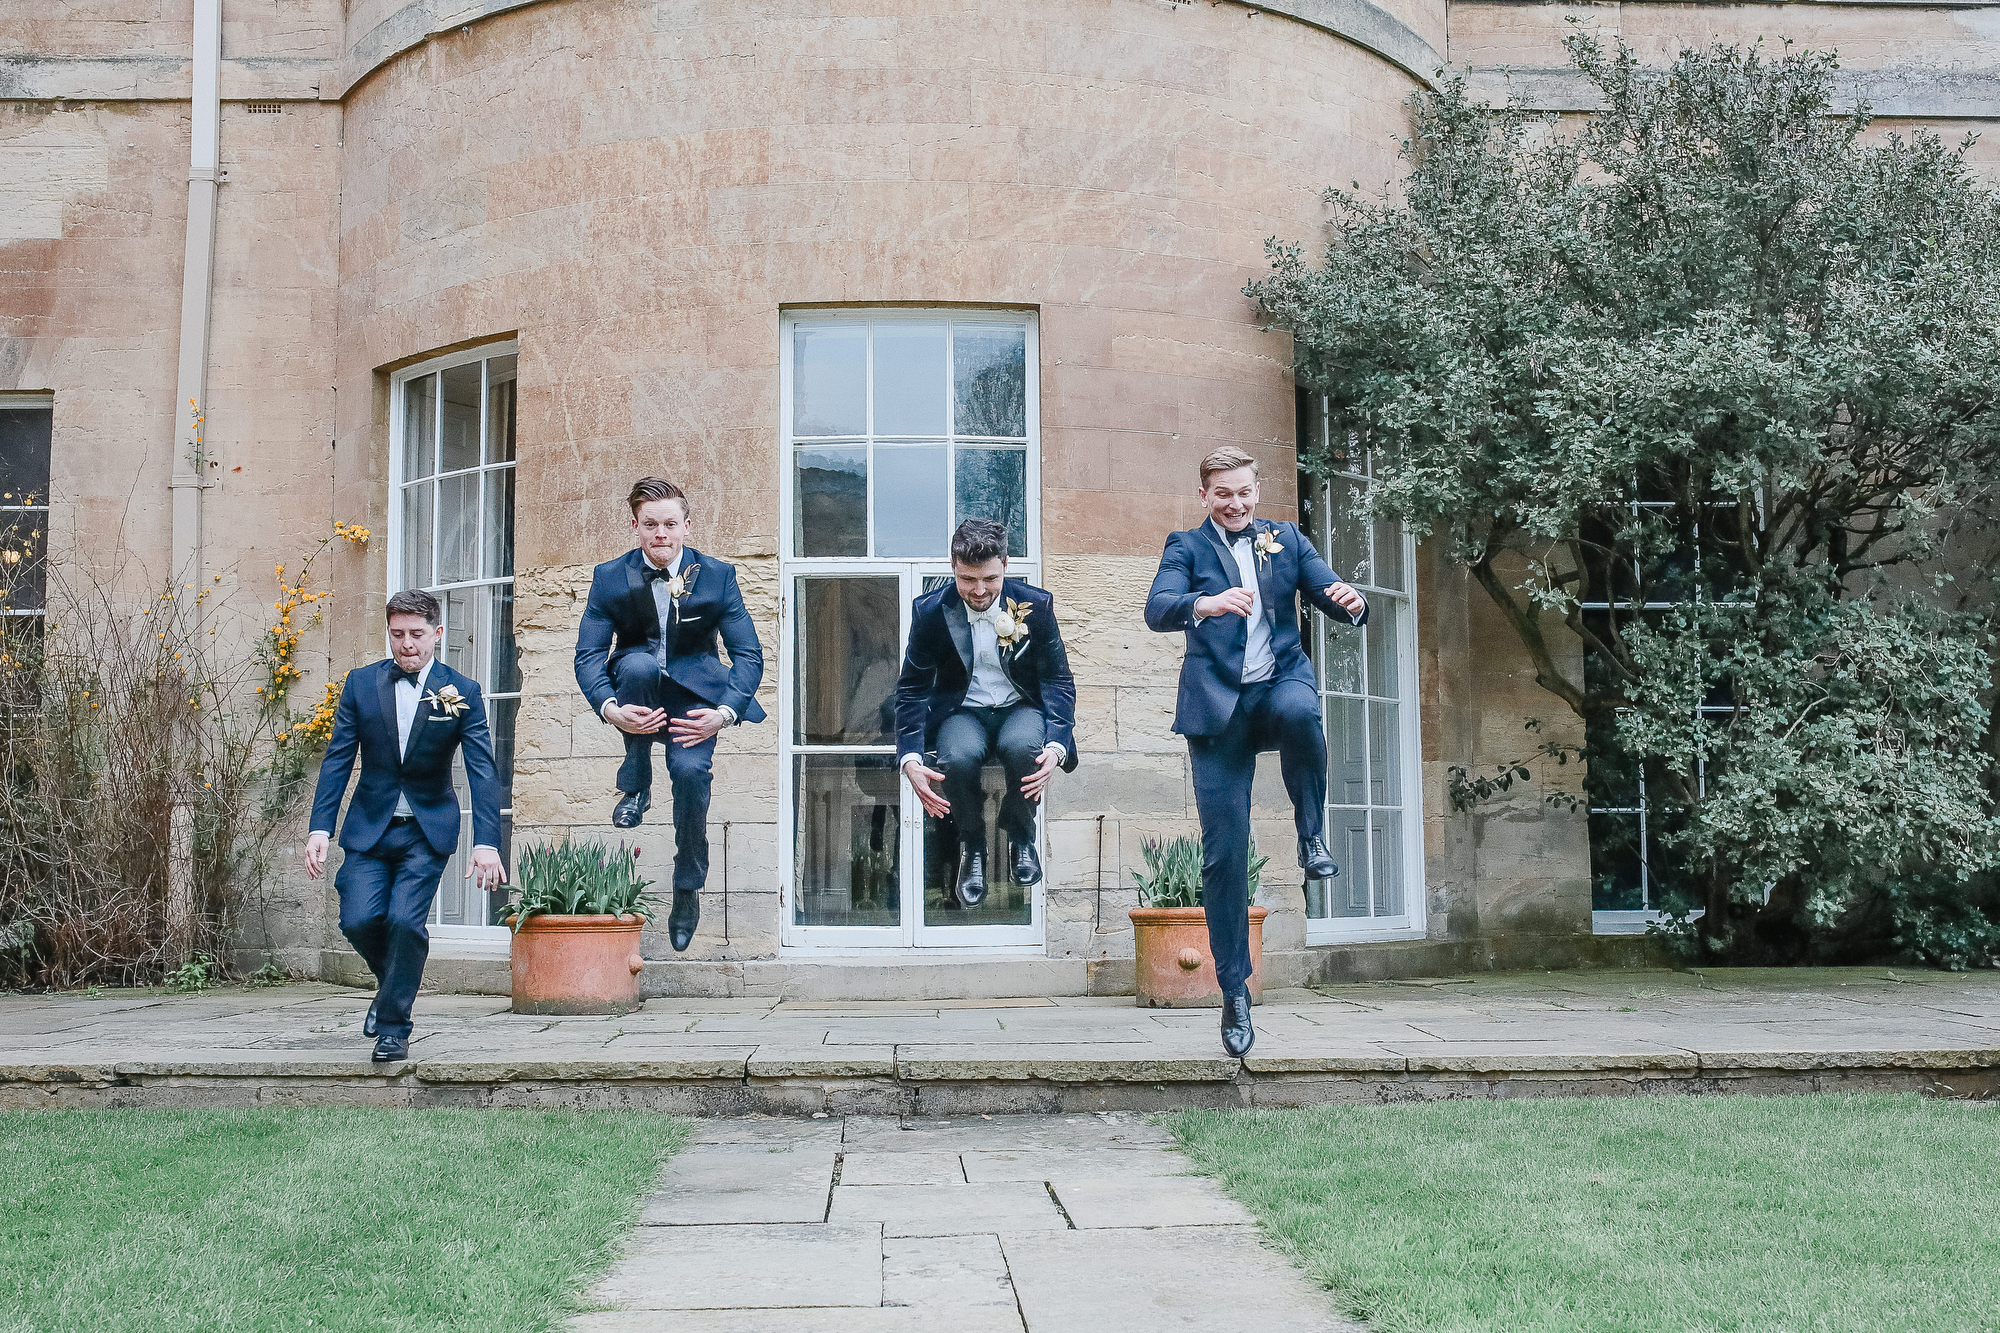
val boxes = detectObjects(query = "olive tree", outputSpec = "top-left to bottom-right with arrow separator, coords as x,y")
1252,36 -> 2000,963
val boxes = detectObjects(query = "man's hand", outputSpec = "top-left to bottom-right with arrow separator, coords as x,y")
903,758 -> 951,819
668,708 -> 728,748
304,831 -> 329,881
1194,587 -> 1256,620
466,846 -> 507,893
605,701 -> 669,735
1324,581 -> 1367,618
1020,746 -> 1061,803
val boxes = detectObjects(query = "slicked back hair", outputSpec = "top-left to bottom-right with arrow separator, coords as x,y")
950,518 -> 1009,567
628,476 -> 690,519
1199,446 -> 1259,487
385,588 -> 442,626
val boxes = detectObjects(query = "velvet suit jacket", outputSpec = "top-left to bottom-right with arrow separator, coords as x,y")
1143,518 -> 1367,736
572,546 -> 767,724
308,657 -> 505,857
894,579 -> 1079,770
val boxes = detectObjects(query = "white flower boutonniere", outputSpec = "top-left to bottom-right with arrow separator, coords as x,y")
990,599 -> 1032,657
1252,528 -> 1283,571
425,683 -> 468,718
665,562 -> 700,603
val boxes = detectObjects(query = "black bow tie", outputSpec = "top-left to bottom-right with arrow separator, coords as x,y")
645,564 -> 676,583
1227,528 -> 1253,545
392,666 -> 423,687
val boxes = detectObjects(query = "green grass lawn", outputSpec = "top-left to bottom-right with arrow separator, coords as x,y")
1172,1093 -> 2000,1333
0,1108 -> 687,1333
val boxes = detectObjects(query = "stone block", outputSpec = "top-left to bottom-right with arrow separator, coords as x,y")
827,1181 -> 1064,1235
959,1146 -> 1188,1182
586,1222 -> 883,1310
1047,754 -> 1186,818
838,1152 -> 966,1186
640,1144 -> 837,1225
1049,1174 -> 1255,1229
1114,686 -> 1184,753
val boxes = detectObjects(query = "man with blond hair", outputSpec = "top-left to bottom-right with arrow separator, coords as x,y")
1145,445 -> 1367,1056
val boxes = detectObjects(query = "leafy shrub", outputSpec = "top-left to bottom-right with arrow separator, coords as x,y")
508,838 -> 658,931
1132,836 -> 1268,909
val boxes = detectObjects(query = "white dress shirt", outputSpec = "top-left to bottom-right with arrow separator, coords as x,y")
601,545 -> 736,726
1203,519 -> 1276,685
309,655 -> 495,854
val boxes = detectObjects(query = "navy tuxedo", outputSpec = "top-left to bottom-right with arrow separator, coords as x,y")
895,579 -> 1077,854
573,545 -> 765,894
1145,518 -> 1366,994
308,657 -> 505,1043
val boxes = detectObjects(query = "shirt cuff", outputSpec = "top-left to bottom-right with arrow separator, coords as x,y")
601,697 -> 618,721
308,830 -> 329,840
899,753 -> 927,772
471,844 -> 499,854
1043,742 -> 1066,763
716,704 -> 737,726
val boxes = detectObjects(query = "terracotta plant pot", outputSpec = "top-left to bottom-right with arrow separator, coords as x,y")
507,913 -> 647,1015
1128,905 -> 1267,1008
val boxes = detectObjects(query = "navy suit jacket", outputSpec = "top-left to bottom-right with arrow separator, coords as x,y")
895,579 -> 1079,771
1144,518 -> 1367,736
308,657 -> 506,857
573,545 -> 767,724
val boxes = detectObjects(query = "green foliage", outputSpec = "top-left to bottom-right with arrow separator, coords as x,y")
1446,719 -> 1584,813
1251,36 -> 2000,963
164,953 -> 219,994
1131,835 -> 1267,909
508,838 -> 658,931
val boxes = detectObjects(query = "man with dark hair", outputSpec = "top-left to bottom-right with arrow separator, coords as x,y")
305,588 -> 507,1062
573,476 -> 765,951
896,518 -> 1077,904
1145,446 -> 1368,1057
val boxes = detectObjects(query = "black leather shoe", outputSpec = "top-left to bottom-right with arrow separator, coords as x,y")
1298,836 -> 1339,880
668,889 -> 700,952
1012,840 -> 1042,887
371,1034 -> 409,1064
612,790 -> 651,829
956,850 -> 988,908
1220,990 -> 1255,1058
363,996 -> 379,1038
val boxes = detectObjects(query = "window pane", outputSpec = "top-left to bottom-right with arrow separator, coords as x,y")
795,575 -> 900,745
486,361 -> 516,464
437,471 -> 478,584
0,408 -> 52,502
1368,700 -> 1401,806
794,755 -> 901,927
441,588 -> 476,679
954,447 -> 1027,557
1365,598 -> 1398,698
1589,811 -> 1646,911
924,790 -> 1032,927
1327,695 -> 1367,807
1323,474 -> 1368,586
794,325 -> 867,436
402,374 -> 436,481
1329,809 -> 1371,916
872,445 -> 948,558
400,482 -> 434,589
483,467 -> 515,578
492,584 -> 521,693
796,448 -> 867,557
440,363 -> 481,472
873,322 -> 947,436
953,325 -> 1027,437
0,510 -> 47,613
1371,810 -> 1404,916
1320,621 -> 1363,695
1373,517 -> 1405,592
487,814 -> 515,926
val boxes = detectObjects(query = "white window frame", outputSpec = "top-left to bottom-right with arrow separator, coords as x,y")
777,309 -> 1046,953
387,341 -> 519,956
1299,401 -> 1426,945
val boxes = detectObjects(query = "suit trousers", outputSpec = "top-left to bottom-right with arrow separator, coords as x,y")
1188,676 -> 1326,994
335,819 -> 449,1041
610,653 -> 718,894
935,703 -> 1046,853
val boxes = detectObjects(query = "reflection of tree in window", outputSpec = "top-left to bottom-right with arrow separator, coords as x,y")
0,407 -> 52,624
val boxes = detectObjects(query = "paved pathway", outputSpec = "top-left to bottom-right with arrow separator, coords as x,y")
572,1112 -> 1361,1332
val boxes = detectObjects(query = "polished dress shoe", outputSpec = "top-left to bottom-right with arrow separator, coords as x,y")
363,996 -> 380,1038
371,1034 -> 409,1064
1220,990 -> 1255,1058
612,790 -> 651,829
1298,835 -> 1339,880
956,850 -> 988,908
1012,841 -> 1042,887
667,888 -> 700,952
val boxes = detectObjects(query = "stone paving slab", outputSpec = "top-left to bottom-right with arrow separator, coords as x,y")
6,969 -> 2000,1111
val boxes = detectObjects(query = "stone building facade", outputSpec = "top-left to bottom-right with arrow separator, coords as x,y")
5,0 -> 1994,997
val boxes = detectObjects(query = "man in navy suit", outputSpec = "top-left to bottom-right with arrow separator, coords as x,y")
1145,446 -> 1367,1056
573,476 -> 765,951
305,589 -> 507,1063
897,518 -> 1077,905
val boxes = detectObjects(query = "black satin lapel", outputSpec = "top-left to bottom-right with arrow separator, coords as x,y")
373,663 -> 401,770
1200,523 -> 1244,590
1255,521 -> 1279,621
944,598 -> 975,674
624,552 -> 651,633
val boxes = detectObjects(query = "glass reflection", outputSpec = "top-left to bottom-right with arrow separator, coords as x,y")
1365,599 -> 1398,699
796,448 -> 867,557
953,325 -> 1027,437
923,769 -> 1033,927
437,471 -> 479,584
794,756 -> 902,927
403,374 -> 436,481
794,325 -> 867,436
440,362 -> 482,473
955,448 -> 1027,557
401,482 -> 433,589
873,322 -> 948,436
795,575 -> 901,745
873,445 -> 948,558
486,361 -> 517,463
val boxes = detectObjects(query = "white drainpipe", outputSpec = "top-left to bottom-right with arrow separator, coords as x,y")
169,0 -> 219,589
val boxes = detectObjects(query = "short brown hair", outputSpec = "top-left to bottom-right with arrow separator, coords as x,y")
385,588 -> 442,626
950,518 -> 1010,566
627,476 -> 690,518
1199,447 -> 1259,487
